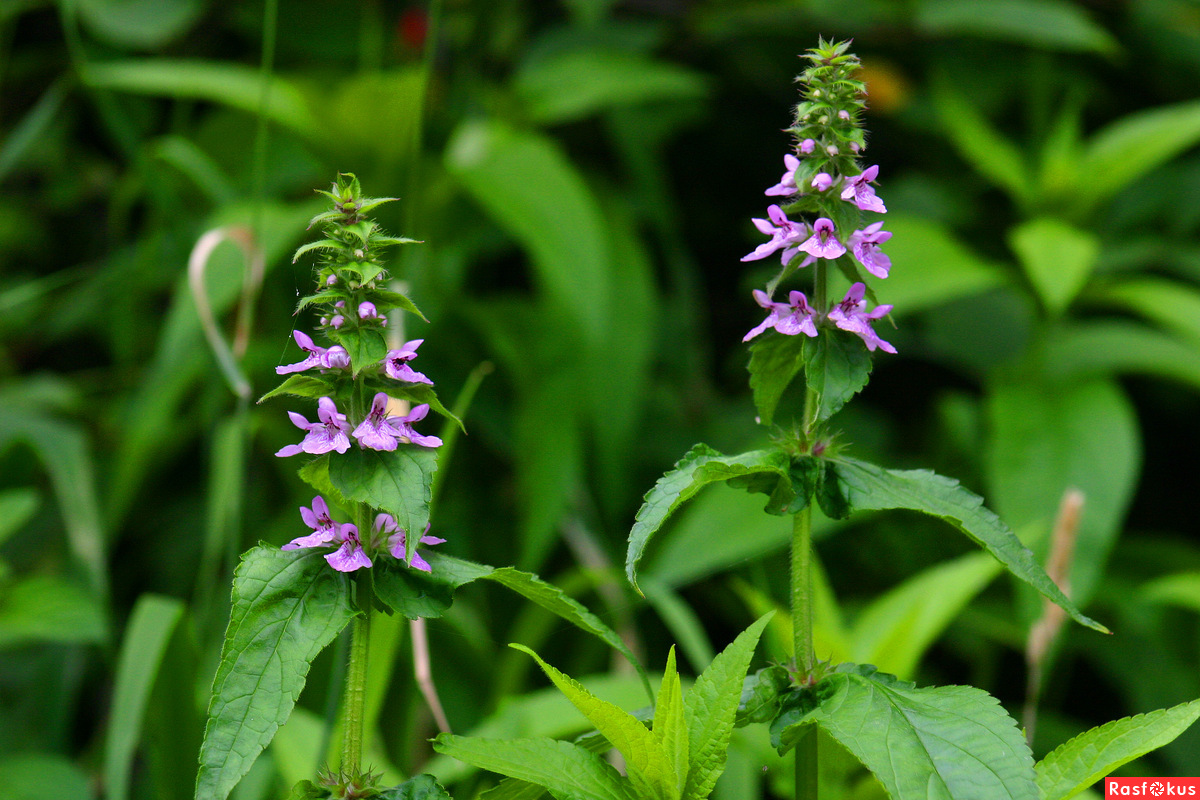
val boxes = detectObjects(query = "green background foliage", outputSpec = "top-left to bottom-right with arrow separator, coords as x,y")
4,0 -> 1200,797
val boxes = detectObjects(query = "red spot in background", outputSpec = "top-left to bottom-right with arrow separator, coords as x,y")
398,7 -> 428,50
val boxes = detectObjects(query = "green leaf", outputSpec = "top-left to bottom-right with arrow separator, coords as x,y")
296,454 -> 350,509
1076,99 -> 1200,216
1088,277 -> 1200,346
515,49 -> 707,124
683,614 -> 772,800
257,374 -> 336,404
373,554 -> 652,700
195,546 -> 356,800
773,666 -> 1038,800
932,80 -> 1031,206
0,754 -> 92,800
76,0 -> 202,49
1042,322 -> 1200,392
291,239 -> 343,264
432,735 -> 638,800
0,488 -> 39,547
377,774 -> 454,800
1036,699 -> 1200,800
814,460 -> 851,521
1141,571 -> 1200,612
515,645 -> 675,800
0,80 -> 66,183
105,595 -> 185,800
626,445 -> 798,594
832,457 -> 1108,633
747,332 -> 805,429
337,327 -> 389,376
1009,218 -> 1099,315
0,575 -> 107,649
82,60 -> 317,135
654,648 -> 689,799
915,0 -> 1118,54
327,445 -> 436,564
803,331 -> 874,426
368,289 -> 429,322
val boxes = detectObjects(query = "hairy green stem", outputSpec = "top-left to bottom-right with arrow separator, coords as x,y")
341,565 -> 374,775
792,504 -> 818,800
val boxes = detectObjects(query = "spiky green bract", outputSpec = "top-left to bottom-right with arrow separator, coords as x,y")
195,547 -> 356,800
772,664 -> 1038,800
1035,699 -> 1200,800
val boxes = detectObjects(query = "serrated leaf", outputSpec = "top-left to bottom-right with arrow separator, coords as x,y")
292,239 -> 342,264
1036,699 -> 1200,800
294,290 -> 344,314
355,197 -> 401,215
772,666 -> 1038,800
327,446 -> 436,562
195,546 -> 355,800
368,289 -> 429,322
735,665 -> 792,728
286,779 -> 327,799
257,374 -> 337,404
814,461 -> 851,520
653,648 -> 688,798
338,327 -> 389,375
432,735 -> 638,800
515,645 -> 675,800
296,454 -> 350,509
747,333 -> 805,428
803,331 -> 872,426
832,457 -> 1108,633
683,613 -> 772,800
626,445 -> 796,595
377,774 -> 454,800
479,779 -> 546,800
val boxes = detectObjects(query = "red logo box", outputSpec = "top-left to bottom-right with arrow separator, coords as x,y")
1106,778 -> 1200,797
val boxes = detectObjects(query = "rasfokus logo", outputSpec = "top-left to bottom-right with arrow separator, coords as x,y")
1106,778 -> 1200,797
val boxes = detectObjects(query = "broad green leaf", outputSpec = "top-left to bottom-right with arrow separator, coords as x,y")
196,547 -> 355,800
1076,99 -> 1200,216
1141,571 -> 1200,613
748,332 -> 805,428
626,445 -> 797,594
446,120 -> 611,347
832,457 -> 1108,633
480,779 -> 548,800
1036,699 -> 1200,800
773,666 -> 1038,800
432,735 -> 638,800
986,378 -> 1138,608
82,60 -> 317,134
654,648 -> 689,798
932,80 -> 1030,206
257,374 -> 336,404
803,330 -> 872,426
76,0 -> 202,49
368,288 -> 429,322
373,554 -> 652,701
916,0 -> 1117,54
327,445 -> 436,564
378,774 -> 455,800
1089,277 -> 1200,346
851,552 -> 1001,679
735,665 -> 792,728
0,575 -> 107,649
1041,321 -> 1200,391
0,488 -> 39,547
515,645 -> 675,800
515,49 -> 706,124
0,754 -> 92,800
1009,218 -> 1098,315
683,613 -> 772,800
105,595 -> 185,800
338,327 -> 389,376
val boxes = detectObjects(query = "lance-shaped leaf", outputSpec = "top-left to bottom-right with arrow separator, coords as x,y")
626,445 -> 798,595
367,288 -> 428,322
373,554 -> 653,701
432,735 -> 638,800
683,613 -> 772,800
328,446 -> 437,564
831,457 -> 1108,633
291,239 -> 342,263
653,648 -> 688,799
515,645 -> 676,800
748,333 -> 805,428
257,374 -> 336,404
195,547 -> 355,800
802,331 -> 873,427
1035,699 -> 1200,800
772,665 -> 1038,800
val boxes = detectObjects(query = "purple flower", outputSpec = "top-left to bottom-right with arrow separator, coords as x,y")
744,289 -> 819,342
323,345 -> 351,370
841,165 -> 886,214
358,301 -> 386,326
384,340 -> 433,385
849,222 -> 893,279
828,282 -> 896,353
353,392 -> 403,451
741,205 -> 809,265
276,396 -> 352,456
373,514 -> 445,572
276,330 -> 328,375
283,496 -> 342,550
811,172 -> 834,192
799,139 -> 816,154
765,154 -> 801,197
321,301 -> 346,330
388,404 -> 443,448
798,218 -> 847,260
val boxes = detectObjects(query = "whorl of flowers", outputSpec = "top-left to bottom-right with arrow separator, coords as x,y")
742,39 -> 894,354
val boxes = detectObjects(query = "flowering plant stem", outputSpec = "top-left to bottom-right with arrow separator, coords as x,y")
342,561 -> 374,776
793,403 -> 818,800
